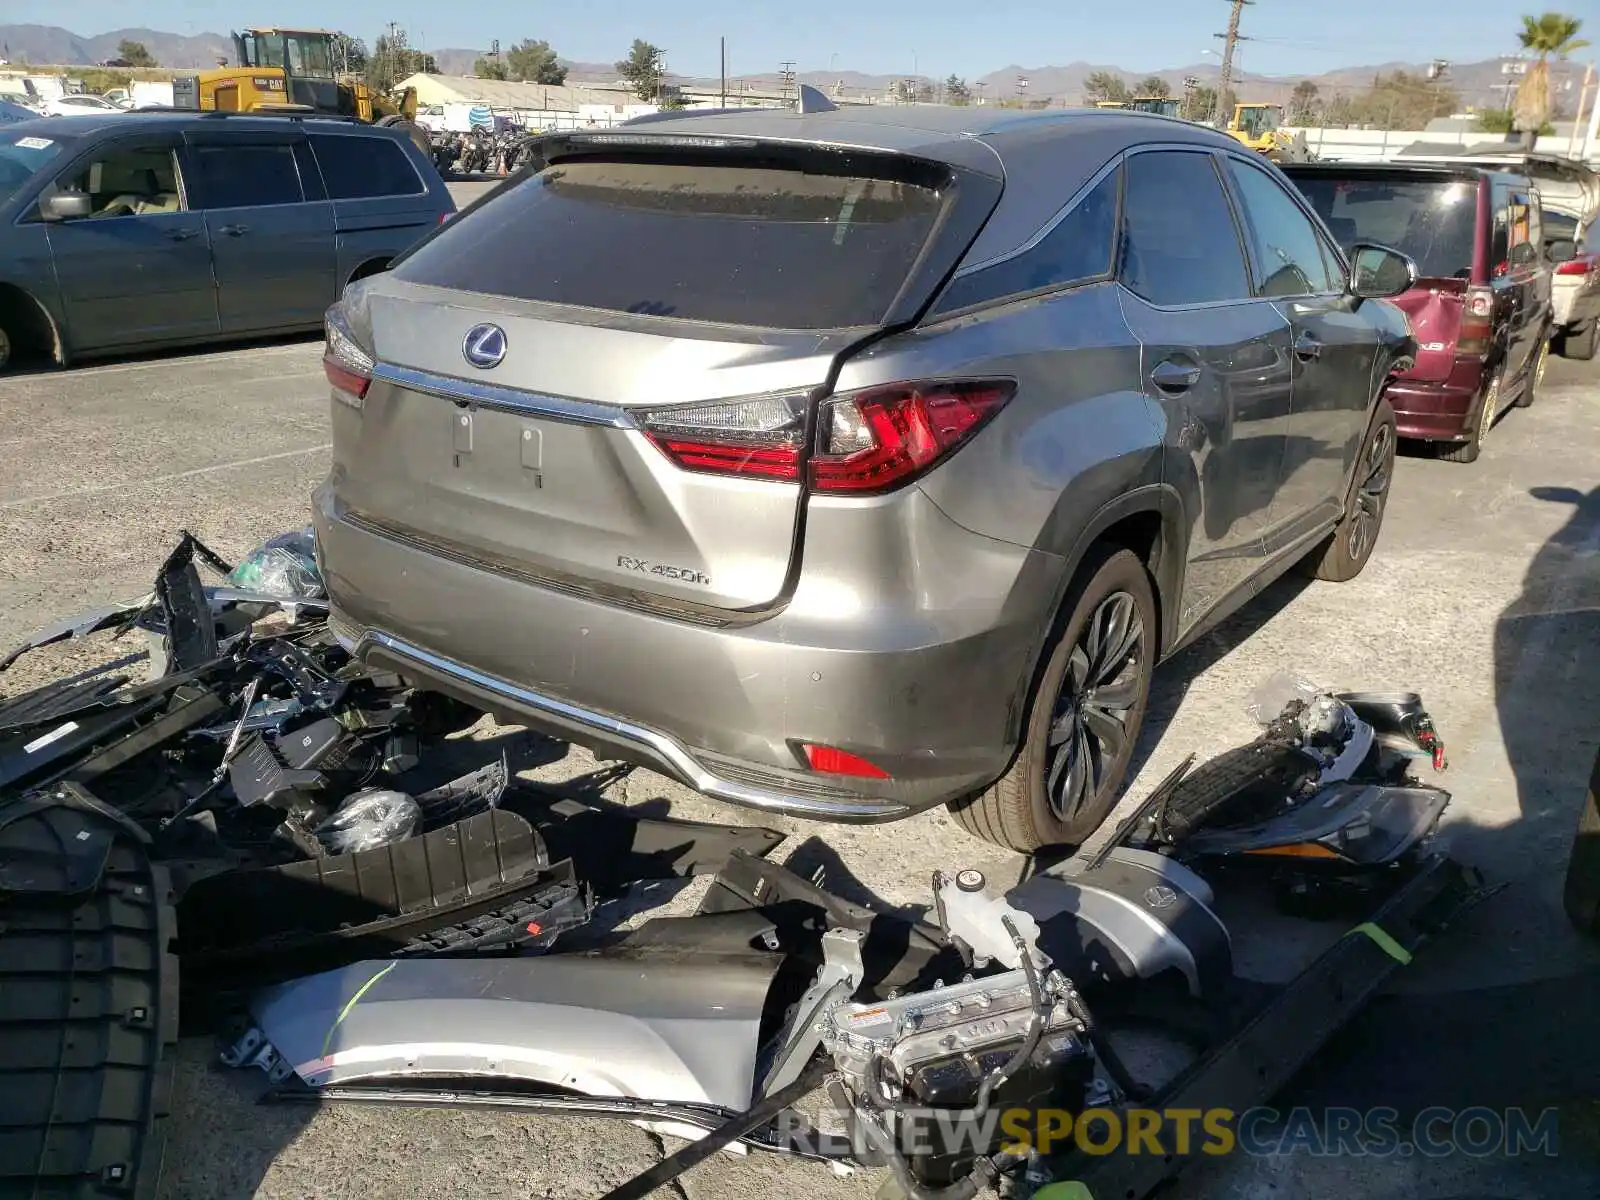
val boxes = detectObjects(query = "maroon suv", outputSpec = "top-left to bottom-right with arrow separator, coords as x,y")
1284,163 -> 1559,463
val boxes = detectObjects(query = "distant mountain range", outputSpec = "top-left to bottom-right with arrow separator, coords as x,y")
0,23 -> 1587,111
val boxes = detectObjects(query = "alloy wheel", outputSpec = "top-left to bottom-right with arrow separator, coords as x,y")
1346,420 -> 1395,563
1478,377 -> 1500,442
1045,591 -> 1145,822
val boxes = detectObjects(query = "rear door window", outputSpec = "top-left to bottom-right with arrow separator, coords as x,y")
390,156 -> 948,329
932,165 -> 1119,315
1222,156 -> 1342,297
1507,190 -> 1539,268
186,140 -> 306,209
1118,150 -> 1253,306
309,134 -> 425,199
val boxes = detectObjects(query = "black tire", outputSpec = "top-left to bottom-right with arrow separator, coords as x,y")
949,546 -> 1156,852
0,323 -> 11,374
378,115 -> 434,159
1437,369 -> 1503,464
1513,339 -> 1549,408
1563,742 -> 1600,936
1298,398 -> 1397,582
1560,319 -> 1598,362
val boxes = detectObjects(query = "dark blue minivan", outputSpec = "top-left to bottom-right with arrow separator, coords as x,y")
0,112 -> 455,370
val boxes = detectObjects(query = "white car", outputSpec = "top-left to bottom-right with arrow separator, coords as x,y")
41,94 -> 125,117
1548,211 -> 1600,361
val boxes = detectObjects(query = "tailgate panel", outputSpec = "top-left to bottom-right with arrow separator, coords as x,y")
1389,278 -> 1466,383
337,290 -> 843,611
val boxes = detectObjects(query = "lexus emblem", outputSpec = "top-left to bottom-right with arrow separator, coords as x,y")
462,323 -> 507,370
1144,885 -> 1178,910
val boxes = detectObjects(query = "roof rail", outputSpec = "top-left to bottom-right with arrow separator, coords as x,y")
128,107 -> 370,125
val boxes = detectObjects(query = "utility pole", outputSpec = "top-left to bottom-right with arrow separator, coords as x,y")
779,61 -> 796,102
720,37 -> 726,107
1214,0 -> 1252,128
1570,61 -> 1595,159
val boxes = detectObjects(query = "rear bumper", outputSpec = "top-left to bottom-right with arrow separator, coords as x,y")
314,481 -> 1058,823
1385,361 -> 1486,442
1555,288 -> 1599,333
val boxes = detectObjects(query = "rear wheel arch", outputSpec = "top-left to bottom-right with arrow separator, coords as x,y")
346,258 -> 392,290
1009,486 -> 1186,743
0,281 -> 64,368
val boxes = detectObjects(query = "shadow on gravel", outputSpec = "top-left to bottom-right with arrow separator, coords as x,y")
1126,571 -> 1314,785
1283,485 -> 1600,1132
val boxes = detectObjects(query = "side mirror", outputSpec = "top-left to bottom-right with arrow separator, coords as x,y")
1545,238 -> 1577,265
39,192 -> 92,221
1347,242 -> 1417,300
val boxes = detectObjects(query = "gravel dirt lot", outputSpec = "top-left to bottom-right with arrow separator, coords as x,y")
2,201 -> 1596,1198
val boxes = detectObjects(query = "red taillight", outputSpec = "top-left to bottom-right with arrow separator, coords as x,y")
323,357 -> 371,400
811,381 -> 1015,494
638,380 -> 1014,494
1458,285 -> 1493,356
1555,255 -> 1596,276
323,311 -> 375,407
801,743 -> 891,779
641,393 -> 807,482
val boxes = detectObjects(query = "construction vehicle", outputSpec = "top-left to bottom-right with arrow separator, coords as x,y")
1224,101 -> 1314,163
171,28 -> 431,157
1093,96 -> 1182,117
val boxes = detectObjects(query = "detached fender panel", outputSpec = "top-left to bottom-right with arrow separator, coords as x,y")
252,949 -> 783,1110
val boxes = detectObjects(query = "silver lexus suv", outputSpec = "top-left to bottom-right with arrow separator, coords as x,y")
313,103 -> 1416,850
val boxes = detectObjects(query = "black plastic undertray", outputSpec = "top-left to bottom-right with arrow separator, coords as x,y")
0,784 -> 179,1200
176,808 -> 582,994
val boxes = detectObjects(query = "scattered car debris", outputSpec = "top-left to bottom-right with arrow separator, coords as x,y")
0,532 -> 1491,1200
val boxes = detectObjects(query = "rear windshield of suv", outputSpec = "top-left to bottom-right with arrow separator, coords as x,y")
390,156 -> 947,329
1288,173 -> 1478,280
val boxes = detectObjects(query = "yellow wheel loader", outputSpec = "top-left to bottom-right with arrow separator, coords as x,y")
1225,102 -> 1315,163
172,28 -> 432,158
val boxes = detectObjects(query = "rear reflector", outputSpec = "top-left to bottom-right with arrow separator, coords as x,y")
639,379 -> 1015,494
801,743 -> 891,779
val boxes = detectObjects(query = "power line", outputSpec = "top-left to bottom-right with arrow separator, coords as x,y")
1214,0 -> 1253,124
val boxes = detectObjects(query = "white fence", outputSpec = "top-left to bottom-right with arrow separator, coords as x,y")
1288,125 -> 1600,167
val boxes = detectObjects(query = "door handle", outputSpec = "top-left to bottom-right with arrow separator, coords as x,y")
218,223 -> 250,237
1151,357 -> 1203,393
165,228 -> 199,241
1293,332 -> 1323,361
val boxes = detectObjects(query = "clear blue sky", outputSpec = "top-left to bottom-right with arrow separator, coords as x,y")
4,0 -> 1559,79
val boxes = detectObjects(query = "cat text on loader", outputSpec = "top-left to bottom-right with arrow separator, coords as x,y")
1226,101 -> 1315,163
171,28 -> 432,158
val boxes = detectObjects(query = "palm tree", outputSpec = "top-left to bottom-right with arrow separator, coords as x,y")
1513,12 -> 1589,147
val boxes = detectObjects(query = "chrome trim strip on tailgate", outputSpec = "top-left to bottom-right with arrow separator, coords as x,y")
350,629 -> 909,820
369,362 -> 636,429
